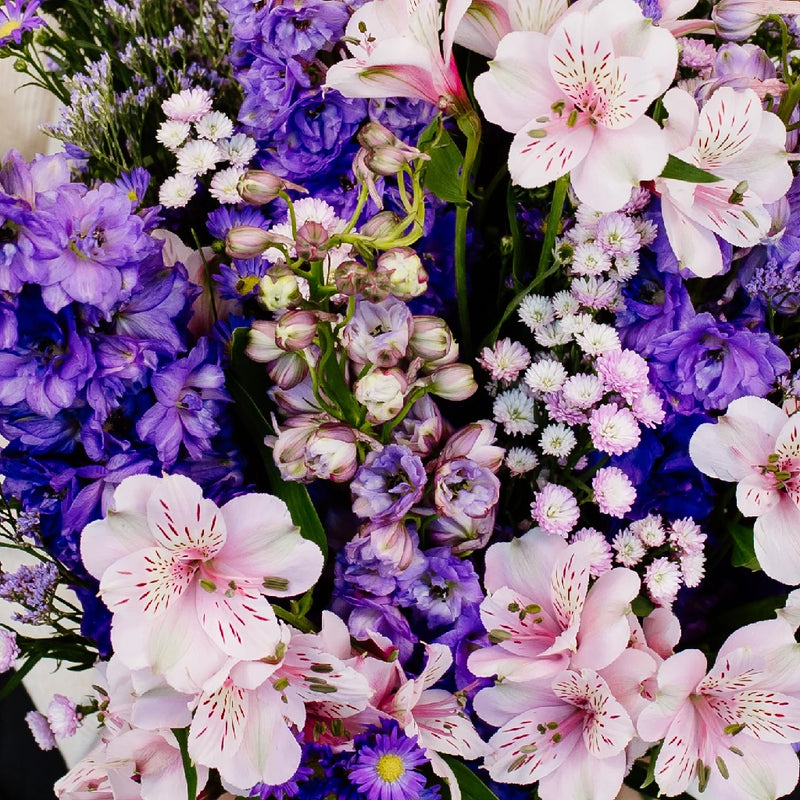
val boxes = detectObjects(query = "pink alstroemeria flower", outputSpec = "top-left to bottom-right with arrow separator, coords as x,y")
473,0 -> 678,211
80,474 -> 324,692
478,668 -> 635,797
638,618 -> 800,798
467,529 -> 641,683
325,0 -> 471,115
656,86 -> 792,277
689,396 -> 800,585
453,0 -> 569,57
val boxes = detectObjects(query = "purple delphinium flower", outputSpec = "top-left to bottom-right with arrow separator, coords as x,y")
136,338 -> 230,466
0,298 -> 95,418
0,0 -> 45,47
400,547 -> 484,629
351,445 -> 426,523
0,561 -> 58,624
616,256 -> 695,354
342,297 -> 414,368
648,312 -> 790,414
27,182 -> 157,314
432,458 -> 501,519
348,720 -> 430,800
264,0 -> 350,58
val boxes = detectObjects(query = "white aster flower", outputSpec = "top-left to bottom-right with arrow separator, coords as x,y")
571,242 -> 612,276
195,110 -> 234,142
156,120 -> 191,152
518,293 -> 555,331
574,322 -> 621,356
610,252 -> 640,281
634,217 -> 659,247
552,289 -> 580,318
565,223 -> 597,246
645,557 -> 682,606
612,528 -> 645,567
630,514 -> 666,547
176,139 -> 223,177
680,552 -> 705,588
539,423 -> 577,458
218,133 -> 258,167
493,387 -> 537,436
162,87 -> 212,122
505,447 -> 539,476
159,173 -> 197,208
595,211 -> 641,256
561,373 -> 605,409
524,359 -> 567,394
555,311 -> 594,336
571,276 -> 620,310
210,166 -> 245,204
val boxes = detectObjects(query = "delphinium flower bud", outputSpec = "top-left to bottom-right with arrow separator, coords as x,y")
274,309 -> 319,352
226,225 -> 273,259
237,170 -> 307,205
259,269 -> 302,312
294,220 -> 330,262
408,316 -> 458,366
361,211 -> 402,239
354,368 -> 409,423
376,247 -> 428,300
712,0 -> 800,39
426,364 -> 478,401
305,423 -> 359,482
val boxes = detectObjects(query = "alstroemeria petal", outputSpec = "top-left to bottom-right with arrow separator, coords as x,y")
753,499 -> 800,585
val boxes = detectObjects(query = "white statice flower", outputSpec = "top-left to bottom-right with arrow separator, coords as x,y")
574,322 -> 621,356
571,242 -> 612,276
610,252 -> 639,281
156,120 -> 191,152
552,289 -> 580,318
159,173 -> 197,208
612,527 -> 645,567
561,373 -> 605,409
518,294 -> 554,331
162,86 -> 212,122
493,387 -> 537,436
524,359 -> 567,394
645,557 -> 682,606
195,110 -> 234,142
218,133 -> 258,167
630,514 -> 666,547
505,446 -> 539,476
176,139 -> 223,177
539,423 -> 577,458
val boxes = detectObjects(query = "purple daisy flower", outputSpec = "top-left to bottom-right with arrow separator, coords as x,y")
0,0 -> 45,48
348,721 -> 429,800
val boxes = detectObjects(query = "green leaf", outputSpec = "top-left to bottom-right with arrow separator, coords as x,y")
439,755 -> 500,800
171,727 -> 197,800
227,328 -> 327,560
417,116 -> 467,205
641,742 -> 662,789
631,594 -> 656,618
730,522 -> 760,571
659,155 -> 722,184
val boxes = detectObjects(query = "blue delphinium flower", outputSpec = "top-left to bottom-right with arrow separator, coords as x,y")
648,312 -> 790,414
264,0 -> 350,58
348,720 -> 431,800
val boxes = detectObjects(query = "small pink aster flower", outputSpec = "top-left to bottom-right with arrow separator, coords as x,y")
477,338 -> 531,383
0,629 -> 19,672
162,87 -> 213,122
544,392 -> 588,426
524,359 -> 567,394
629,514 -> 666,547
571,242 -> 612,276
679,36 -> 716,70
613,528 -> 645,566
644,557 -> 682,606
595,212 -> 641,256
680,552 -> 706,588
571,528 -> 613,576
594,350 -> 650,404
570,276 -> 619,310
561,373 -> 605,410
592,467 -> 636,518
26,710 -> 55,751
47,695 -> 80,739
668,517 -> 706,555
588,403 -> 641,456
631,391 -> 666,428
530,482 -> 580,537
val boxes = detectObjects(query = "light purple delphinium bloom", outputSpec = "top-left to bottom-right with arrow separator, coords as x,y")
341,296 -> 414,368
26,182 -> 157,314
136,339 -> 229,466
264,0 -> 349,58
400,547 -> 484,629
649,312 -> 790,414
432,458 -> 501,519
351,444 -> 426,523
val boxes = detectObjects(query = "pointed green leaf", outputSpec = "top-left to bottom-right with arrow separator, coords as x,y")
439,754 -> 500,800
659,155 -> 721,184
418,116 -> 467,204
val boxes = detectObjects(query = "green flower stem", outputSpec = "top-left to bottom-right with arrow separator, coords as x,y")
454,111 -> 482,356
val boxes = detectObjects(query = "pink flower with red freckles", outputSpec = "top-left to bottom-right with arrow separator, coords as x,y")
689,396 -> 800,585
80,474 -> 324,692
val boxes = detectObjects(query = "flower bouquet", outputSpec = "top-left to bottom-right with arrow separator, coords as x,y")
1,0 -> 800,798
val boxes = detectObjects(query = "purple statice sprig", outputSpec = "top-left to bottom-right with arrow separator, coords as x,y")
0,561 -> 58,625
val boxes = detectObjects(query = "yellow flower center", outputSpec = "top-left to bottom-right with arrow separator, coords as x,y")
375,754 -> 405,783
0,19 -> 21,38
